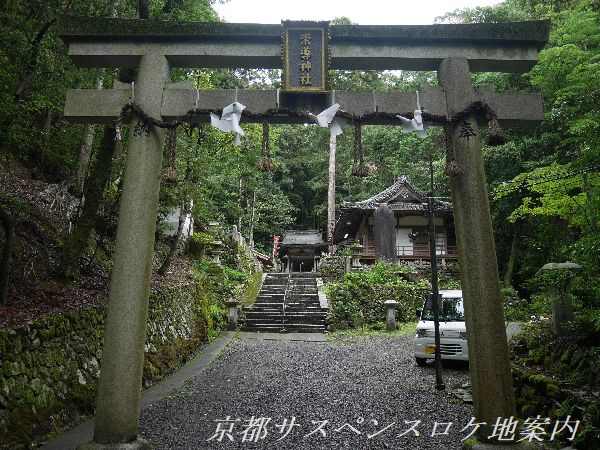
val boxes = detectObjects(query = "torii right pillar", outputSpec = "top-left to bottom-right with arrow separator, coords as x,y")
438,57 -> 516,447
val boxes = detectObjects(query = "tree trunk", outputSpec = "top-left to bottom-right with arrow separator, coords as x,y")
43,109 -> 54,135
583,172 -> 598,234
63,126 -> 116,278
327,132 -> 337,252
76,77 -> 105,193
0,206 -> 15,306
162,0 -> 184,14
238,176 -> 243,233
248,190 -> 256,250
163,127 -> 177,182
138,0 -> 150,18
15,18 -> 57,102
77,125 -> 96,193
158,202 -> 187,275
503,230 -> 518,288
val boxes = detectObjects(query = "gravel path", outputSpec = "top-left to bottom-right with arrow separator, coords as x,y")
140,334 -> 472,449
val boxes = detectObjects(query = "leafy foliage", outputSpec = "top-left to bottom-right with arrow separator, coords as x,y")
325,263 -> 429,330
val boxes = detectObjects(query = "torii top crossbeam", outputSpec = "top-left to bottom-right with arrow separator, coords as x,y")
61,16 -> 549,73
60,17 -> 549,127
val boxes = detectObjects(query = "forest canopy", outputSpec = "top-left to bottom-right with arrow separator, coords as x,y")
0,0 -> 598,300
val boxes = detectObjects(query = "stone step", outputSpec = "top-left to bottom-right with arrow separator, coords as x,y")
241,324 -> 326,332
244,320 -> 286,326
244,310 -> 284,316
286,314 -> 324,319
244,314 -> 284,319
245,313 -> 282,318
282,324 -> 326,332
241,326 -> 286,332
286,318 -> 326,325
246,307 -> 283,313
243,314 -> 325,321
287,294 -> 319,300
286,302 -> 323,307
287,311 -> 325,317
242,272 -> 327,334
244,316 -> 284,322
284,310 -> 326,315
245,307 -> 282,313
241,324 -> 326,333
242,323 -> 286,328
285,305 -> 323,310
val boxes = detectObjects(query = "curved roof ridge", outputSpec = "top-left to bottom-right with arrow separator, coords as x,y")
353,175 -> 425,208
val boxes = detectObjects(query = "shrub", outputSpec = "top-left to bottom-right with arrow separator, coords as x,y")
325,262 -> 429,330
503,288 -> 552,322
319,254 -> 346,281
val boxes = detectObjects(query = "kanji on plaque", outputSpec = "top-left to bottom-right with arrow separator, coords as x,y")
282,21 -> 329,92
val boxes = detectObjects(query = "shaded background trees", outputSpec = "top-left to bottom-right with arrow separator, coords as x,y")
0,0 -> 598,308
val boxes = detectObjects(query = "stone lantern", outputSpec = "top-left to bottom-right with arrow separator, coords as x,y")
225,298 -> 240,331
205,239 -> 224,264
351,242 -> 364,269
539,261 -> 582,336
384,300 -> 399,331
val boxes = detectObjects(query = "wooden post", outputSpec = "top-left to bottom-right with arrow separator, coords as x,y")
89,53 -> 169,448
438,57 -> 516,441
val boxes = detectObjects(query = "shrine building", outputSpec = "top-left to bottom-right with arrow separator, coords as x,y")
333,176 -> 457,265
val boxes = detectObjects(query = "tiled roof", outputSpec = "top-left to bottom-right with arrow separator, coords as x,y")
341,176 -> 452,212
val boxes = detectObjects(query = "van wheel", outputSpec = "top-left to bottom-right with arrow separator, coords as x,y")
415,357 -> 428,367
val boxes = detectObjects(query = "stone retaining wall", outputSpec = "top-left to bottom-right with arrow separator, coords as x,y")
0,281 -> 207,449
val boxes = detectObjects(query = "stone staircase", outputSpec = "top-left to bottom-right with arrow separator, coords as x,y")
241,273 -> 327,333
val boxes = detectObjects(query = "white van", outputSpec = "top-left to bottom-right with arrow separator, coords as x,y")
414,289 -> 468,366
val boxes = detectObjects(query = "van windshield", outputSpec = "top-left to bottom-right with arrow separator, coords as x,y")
422,297 -> 465,322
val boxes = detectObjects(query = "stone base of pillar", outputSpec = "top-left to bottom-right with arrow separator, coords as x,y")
79,438 -> 152,450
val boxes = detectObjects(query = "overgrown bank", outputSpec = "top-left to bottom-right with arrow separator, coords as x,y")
511,320 -> 600,448
324,261 -> 439,330
0,246 -> 259,450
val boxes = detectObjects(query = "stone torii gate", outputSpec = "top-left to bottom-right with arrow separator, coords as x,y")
60,16 -> 549,449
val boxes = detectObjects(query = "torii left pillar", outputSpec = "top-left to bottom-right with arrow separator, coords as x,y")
81,54 -> 169,449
